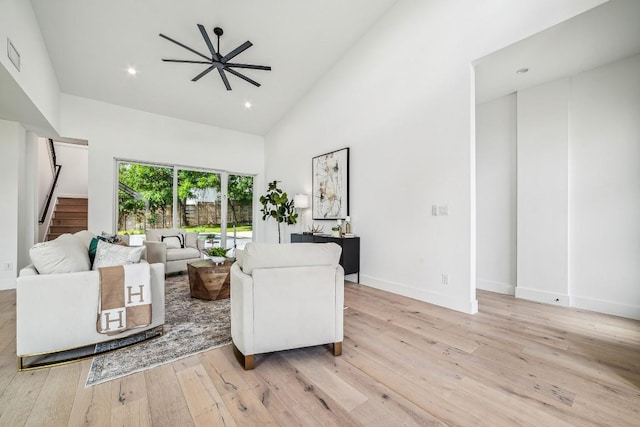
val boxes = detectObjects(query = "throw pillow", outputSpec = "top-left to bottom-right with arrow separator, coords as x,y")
73,230 -> 95,250
100,231 -> 120,244
184,232 -> 198,249
89,237 -> 100,266
162,234 -> 184,249
92,240 -> 145,269
29,233 -> 91,274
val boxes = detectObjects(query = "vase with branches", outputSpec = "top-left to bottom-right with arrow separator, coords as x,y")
259,180 -> 298,243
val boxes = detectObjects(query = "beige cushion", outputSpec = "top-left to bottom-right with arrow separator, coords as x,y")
29,233 -> 91,274
92,240 -> 145,269
241,242 -> 341,275
166,247 -> 201,261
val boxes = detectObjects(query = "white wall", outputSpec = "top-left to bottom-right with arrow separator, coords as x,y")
54,142 -> 89,197
569,54 -> 640,319
0,119 -> 25,289
516,79 -> 571,305
18,131 -> 38,271
476,94 -> 517,295
264,0 -> 605,314
0,0 -> 60,132
59,95 -> 265,235
477,54 -> 640,319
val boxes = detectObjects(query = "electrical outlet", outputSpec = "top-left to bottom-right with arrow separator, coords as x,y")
438,205 -> 448,216
3,262 -> 13,271
432,205 -> 438,216
441,273 -> 449,285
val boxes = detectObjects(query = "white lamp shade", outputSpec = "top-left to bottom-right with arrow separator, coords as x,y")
294,194 -> 309,209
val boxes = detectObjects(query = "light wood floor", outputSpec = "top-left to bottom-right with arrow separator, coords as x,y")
1,283 -> 639,426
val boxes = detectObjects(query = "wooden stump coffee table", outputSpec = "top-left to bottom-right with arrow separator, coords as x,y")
187,259 -> 232,301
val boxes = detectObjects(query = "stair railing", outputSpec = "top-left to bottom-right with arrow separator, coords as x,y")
39,139 -> 62,224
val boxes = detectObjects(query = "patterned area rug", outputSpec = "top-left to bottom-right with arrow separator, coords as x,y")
85,274 -> 231,387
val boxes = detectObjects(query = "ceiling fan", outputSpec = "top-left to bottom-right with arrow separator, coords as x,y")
159,25 -> 271,90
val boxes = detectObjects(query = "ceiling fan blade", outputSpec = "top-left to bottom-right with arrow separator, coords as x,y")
221,41 -> 253,63
226,62 -> 271,71
163,59 -> 211,64
159,33 -> 211,62
225,67 -> 260,87
197,24 -> 219,60
192,65 -> 216,82
218,69 -> 232,90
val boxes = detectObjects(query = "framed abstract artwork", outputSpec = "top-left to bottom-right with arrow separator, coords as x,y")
312,147 -> 349,220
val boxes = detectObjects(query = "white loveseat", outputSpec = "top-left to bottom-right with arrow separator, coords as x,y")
230,242 -> 344,369
17,231 -> 165,370
144,228 -> 202,275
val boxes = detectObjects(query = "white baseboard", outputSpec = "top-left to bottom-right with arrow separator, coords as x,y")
0,277 -> 16,290
345,273 -> 358,283
477,278 -> 515,296
359,274 -> 478,314
571,295 -> 640,321
515,286 -> 570,306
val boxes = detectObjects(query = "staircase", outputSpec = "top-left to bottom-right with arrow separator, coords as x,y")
46,197 -> 88,241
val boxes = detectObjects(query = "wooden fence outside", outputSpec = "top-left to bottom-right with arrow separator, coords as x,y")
120,201 -> 252,231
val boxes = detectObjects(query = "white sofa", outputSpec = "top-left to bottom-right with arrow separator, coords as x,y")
230,242 -> 344,369
144,228 -> 202,275
17,231 -> 165,370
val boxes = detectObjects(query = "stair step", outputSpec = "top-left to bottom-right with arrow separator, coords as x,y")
51,218 -> 88,227
49,225 -> 86,234
53,211 -> 87,219
57,197 -> 88,206
55,205 -> 88,213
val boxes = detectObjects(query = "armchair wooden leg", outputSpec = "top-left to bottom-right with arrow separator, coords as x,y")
333,342 -> 342,356
232,342 -> 255,370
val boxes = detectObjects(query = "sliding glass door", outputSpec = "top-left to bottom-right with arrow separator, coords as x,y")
116,160 -> 253,250
227,174 -> 254,251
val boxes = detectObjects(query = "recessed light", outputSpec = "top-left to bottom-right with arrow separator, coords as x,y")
516,67 -> 529,74
244,101 -> 252,109
127,67 -> 137,75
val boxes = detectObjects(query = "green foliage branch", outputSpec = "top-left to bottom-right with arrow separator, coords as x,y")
259,180 -> 297,243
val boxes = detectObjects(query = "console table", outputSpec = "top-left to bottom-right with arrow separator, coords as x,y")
291,233 -> 360,282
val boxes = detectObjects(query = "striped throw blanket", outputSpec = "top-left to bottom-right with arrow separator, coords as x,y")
97,263 -> 152,335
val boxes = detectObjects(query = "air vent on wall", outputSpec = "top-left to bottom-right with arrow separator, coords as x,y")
7,38 -> 20,71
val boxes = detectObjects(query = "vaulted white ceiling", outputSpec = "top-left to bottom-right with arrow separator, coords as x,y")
27,1 -> 640,136
30,0 -> 398,135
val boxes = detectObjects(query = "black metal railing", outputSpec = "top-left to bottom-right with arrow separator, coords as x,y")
39,139 -> 62,224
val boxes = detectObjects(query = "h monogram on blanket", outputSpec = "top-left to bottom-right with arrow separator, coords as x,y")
97,263 -> 152,335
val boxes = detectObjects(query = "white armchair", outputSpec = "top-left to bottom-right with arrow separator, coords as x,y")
230,242 -> 344,369
144,228 -> 202,274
